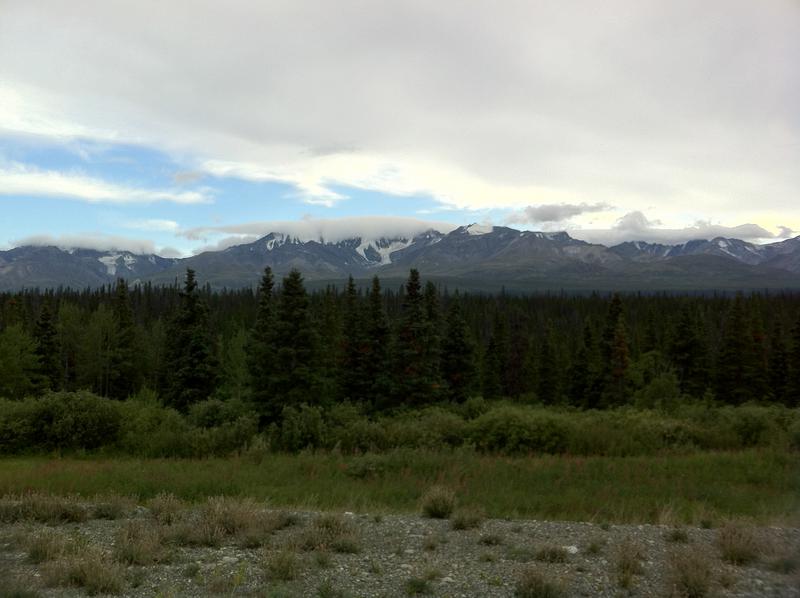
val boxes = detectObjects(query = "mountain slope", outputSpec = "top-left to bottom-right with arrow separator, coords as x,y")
3,226 -> 800,291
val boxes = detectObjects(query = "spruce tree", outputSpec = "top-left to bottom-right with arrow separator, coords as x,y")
108,279 -> 137,399
715,295 -> 756,405
33,299 -> 60,391
441,297 -> 477,402
364,276 -> 392,409
767,321 -> 789,404
271,269 -> 322,407
600,295 -> 630,406
482,314 -> 509,399
787,316 -> 800,407
393,269 -> 439,406
340,276 -> 369,403
669,306 -> 710,398
248,267 -> 277,419
163,269 -> 218,412
568,322 -> 600,408
536,321 -> 560,404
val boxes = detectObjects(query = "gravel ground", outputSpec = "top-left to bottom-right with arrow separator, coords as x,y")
0,501 -> 798,597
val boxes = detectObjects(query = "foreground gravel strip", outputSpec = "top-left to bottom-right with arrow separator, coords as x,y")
1,504 -> 798,597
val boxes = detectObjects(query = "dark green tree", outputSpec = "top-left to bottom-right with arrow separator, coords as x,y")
669,306 -> 710,397
107,279 -> 138,399
340,276 -> 369,403
364,276 -> 392,409
568,322 -> 601,408
393,269 -> 440,406
441,297 -> 477,402
715,295 -> 757,405
536,321 -> 560,404
248,267 -> 277,420
787,316 -> 800,407
270,269 -> 322,408
34,299 -> 60,391
163,269 -> 218,411
482,314 -> 510,399
767,321 -> 789,404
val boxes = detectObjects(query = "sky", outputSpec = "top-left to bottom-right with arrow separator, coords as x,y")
0,0 -> 798,256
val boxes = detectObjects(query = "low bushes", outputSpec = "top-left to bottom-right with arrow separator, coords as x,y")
0,390 -> 796,458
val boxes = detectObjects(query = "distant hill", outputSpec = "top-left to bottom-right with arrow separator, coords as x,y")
3,224 -> 800,291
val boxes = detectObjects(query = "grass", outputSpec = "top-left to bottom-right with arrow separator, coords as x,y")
25,529 -> 78,563
716,523 -> 761,565
264,549 -> 300,581
666,549 -> 713,598
665,527 -> 689,543
113,520 -> 166,565
297,513 -> 360,553
613,538 -> 644,589
514,567 -> 565,598
535,545 -> 569,563
404,577 -> 434,595
421,485 -> 455,519
451,506 -> 485,530
42,548 -> 126,595
0,449 -> 796,524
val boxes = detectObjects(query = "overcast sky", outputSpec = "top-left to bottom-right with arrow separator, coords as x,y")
1,0 -> 798,255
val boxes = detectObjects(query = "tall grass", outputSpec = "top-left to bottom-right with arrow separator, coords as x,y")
0,448 -> 796,524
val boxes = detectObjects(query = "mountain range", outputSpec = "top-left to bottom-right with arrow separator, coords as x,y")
2,224 -> 800,292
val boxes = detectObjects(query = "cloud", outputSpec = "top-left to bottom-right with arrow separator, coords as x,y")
122,218 -> 180,232
172,170 -> 204,185
506,202 -> 612,224
0,1 -> 796,220
0,164 -> 212,204
777,225 -> 796,238
13,233 -> 158,254
182,215 -> 458,252
569,211 -> 777,245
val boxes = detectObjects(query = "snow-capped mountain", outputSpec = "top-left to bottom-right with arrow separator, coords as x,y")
3,226 -> 800,291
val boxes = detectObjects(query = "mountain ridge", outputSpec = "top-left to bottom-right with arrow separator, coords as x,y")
2,225 -> 800,291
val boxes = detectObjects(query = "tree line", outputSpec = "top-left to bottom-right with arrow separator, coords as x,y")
1,268 -> 800,419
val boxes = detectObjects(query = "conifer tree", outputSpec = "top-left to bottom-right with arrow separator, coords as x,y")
107,279 -> 137,399
441,297 -> 477,402
568,322 -> 600,408
393,269 -> 440,405
33,299 -> 60,391
600,294 -> 630,406
364,276 -> 392,409
482,314 -> 509,399
0,324 -> 40,399
715,295 -> 757,405
340,276 -> 368,403
163,269 -> 218,411
248,267 -> 277,419
271,269 -> 322,408
787,316 -> 800,407
536,321 -> 560,404
767,321 -> 789,404
669,306 -> 710,397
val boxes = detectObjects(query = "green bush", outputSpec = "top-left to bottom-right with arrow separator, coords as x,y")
277,404 -> 326,452
469,407 -> 570,454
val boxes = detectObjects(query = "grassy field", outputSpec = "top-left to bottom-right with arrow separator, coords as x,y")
0,449 -> 797,525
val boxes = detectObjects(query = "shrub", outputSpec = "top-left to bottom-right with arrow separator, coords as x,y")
43,548 -> 126,595
666,549 -> 712,598
298,513 -> 360,553
26,529 -> 75,563
535,545 -> 569,563
613,538 -> 644,589
113,521 -> 165,565
404,577 -> 433,595
717,524 -> 760,565
147,492 -> 186,525
451,506 -> 485,530
0,493 -> 87,524
514,567 -> 564,598
469,407 -> 570,454
264,549 -> 300,581
421,486 -> 456,519
278,404 -> 326,452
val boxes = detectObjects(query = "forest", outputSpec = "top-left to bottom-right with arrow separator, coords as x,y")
0,267 -> 799,457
